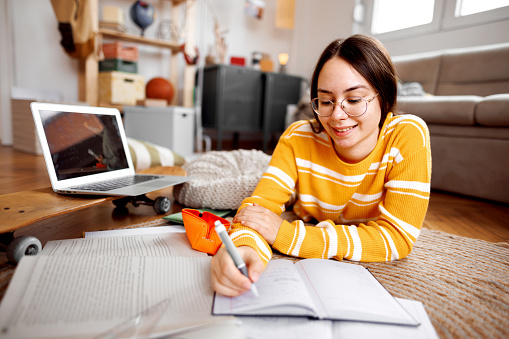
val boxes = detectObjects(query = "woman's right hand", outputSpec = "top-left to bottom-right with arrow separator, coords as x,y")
211,245 -> 264,297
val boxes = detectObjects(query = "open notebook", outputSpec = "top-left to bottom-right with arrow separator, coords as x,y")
30,102 -> 190,196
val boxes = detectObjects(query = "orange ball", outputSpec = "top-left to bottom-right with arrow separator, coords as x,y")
145,77 -> 174,104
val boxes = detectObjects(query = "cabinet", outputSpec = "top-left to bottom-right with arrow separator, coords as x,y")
201,65 -> 303,151
80,0 -> 195,108
262,72 -> 303,151
201,65 -> 263,150
123,106 -> 195,156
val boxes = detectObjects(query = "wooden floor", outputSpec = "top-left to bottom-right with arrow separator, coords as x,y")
1,146 -> 509,243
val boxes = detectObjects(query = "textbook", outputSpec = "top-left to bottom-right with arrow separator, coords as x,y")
0,255 -> 244,339
0,233 -> 244,338
213,259 -> 419,326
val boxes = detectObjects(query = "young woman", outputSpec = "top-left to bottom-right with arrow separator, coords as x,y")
211,34 -> 431,297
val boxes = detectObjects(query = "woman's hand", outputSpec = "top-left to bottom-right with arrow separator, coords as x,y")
211,245 -> 264,297
233,204 -> 283,245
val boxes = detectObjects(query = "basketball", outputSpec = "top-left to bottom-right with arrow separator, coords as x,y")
145,77 -> 174,104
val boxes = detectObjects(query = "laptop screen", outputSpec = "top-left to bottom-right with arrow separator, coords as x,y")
39,110 -> 129,180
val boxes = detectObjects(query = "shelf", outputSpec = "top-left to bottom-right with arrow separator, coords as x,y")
99,29 -> 181,53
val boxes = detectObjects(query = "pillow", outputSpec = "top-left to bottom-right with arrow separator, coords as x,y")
127,137 -> 186,171
397,81 -> 427,96
174,149 -> 272,210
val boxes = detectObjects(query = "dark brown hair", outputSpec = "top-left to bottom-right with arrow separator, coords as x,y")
309,34 -> 398,133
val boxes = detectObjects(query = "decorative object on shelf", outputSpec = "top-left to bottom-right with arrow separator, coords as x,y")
230,56 -> 246,67
245,0 -> 266,19
145,77 -> 174,105
278,53 -> 289,73
214,22 -> 228,64
251,52 -> 263,70
101,5 -> 126,32
180,43 -> 199,65
259,53 -> 274,72
156,19 -> 183,42
129,1 -> 156,36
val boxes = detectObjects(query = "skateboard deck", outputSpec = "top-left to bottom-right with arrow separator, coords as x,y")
0,166 -> 186,235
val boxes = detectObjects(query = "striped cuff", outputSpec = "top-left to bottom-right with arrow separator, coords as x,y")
272,220 -> 298,256
229,224 -> 273,266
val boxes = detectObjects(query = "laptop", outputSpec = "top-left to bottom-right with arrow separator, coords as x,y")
30,102 -> 191,196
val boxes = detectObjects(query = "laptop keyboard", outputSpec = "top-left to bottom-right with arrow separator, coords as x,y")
70,175 -> 162,192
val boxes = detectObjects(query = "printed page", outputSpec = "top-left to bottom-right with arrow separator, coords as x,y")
213,259 -> 318,317
296,259 -> 418,325
41,232 -> 206,257
333,298 -> 439,339
84,225 -> 186,238
0,255 -> 218,339
239,316 -> 333,339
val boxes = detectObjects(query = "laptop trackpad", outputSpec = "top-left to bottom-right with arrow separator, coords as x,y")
143,181 -> 169,188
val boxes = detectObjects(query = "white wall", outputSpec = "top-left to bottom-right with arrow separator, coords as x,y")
2,0 -> 508,145
290,0 -> 356,81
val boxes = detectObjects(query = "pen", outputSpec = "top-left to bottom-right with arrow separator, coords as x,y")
214,220 -> 259,297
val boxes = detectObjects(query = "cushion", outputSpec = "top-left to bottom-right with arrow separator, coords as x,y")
174,149 -> 272,210
398,96 -> 482,126
397,82 -> 427,96
437,42 -> 509,96
127,137 -> 186,171
392,51 -> 442,95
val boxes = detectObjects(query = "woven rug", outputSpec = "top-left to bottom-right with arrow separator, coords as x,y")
1,220 -> 508,339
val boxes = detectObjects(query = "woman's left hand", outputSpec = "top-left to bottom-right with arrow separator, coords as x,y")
233,204 -> 283,245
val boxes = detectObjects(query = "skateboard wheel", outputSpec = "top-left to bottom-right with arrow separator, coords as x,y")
113,197 -> 129,208
7,236 -> 42,264
153,196 -> 171,214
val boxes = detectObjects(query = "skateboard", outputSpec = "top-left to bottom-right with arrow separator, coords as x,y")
0,166 -> 186,264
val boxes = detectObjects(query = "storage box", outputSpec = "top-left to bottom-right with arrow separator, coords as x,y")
11,99 -> 42,155
124,106 -> 195,156
99,71 -> 145,106
102,42 -> 138,61
99,58 -> 138,73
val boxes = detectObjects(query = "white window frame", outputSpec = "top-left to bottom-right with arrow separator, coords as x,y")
442,0 -> 509,29
358,0 -> 509,41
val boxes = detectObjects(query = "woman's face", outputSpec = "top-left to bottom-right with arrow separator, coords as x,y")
316,57 -> 381,163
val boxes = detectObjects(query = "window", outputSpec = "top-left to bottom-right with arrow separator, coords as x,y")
456,0 -> 509,16
359,0 -> 509,40
372,0 -> 435,34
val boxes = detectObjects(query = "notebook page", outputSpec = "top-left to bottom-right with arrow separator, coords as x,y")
296,259 -> 418,325
41,232 -> 206,257
213,259 -> 317,316
333,298 -> 439,339
0,256 -> 216,339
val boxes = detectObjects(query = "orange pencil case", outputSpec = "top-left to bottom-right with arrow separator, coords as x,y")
181,208 -> 230,255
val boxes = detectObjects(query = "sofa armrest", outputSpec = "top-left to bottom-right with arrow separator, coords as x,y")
475,94 -> 509,127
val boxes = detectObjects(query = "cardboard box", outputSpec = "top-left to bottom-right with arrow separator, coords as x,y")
102,42 -> 138,61
99,71 -> 145,106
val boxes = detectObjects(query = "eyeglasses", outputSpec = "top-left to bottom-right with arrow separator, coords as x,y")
310,93 -> 379,117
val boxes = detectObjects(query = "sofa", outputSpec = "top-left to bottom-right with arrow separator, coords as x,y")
392,42 -> 509,204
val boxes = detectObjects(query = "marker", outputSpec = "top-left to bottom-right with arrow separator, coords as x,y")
214,220 -> 259,297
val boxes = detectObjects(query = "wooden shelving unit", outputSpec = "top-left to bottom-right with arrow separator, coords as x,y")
79,0 -> 196,108
99,28 -> 181,51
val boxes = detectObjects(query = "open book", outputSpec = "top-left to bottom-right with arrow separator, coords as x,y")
0,231 -> 246,339
213,259 -> 419,326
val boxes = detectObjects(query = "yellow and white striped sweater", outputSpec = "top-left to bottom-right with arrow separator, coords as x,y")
229,113 -> 432,264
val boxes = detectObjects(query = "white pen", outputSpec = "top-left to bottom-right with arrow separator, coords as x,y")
214,220 -> 259,297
